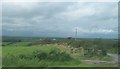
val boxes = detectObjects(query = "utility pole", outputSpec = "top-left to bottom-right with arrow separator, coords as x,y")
75,28 -> 77,40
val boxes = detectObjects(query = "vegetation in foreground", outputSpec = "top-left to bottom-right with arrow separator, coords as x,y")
2,36 -> 118,67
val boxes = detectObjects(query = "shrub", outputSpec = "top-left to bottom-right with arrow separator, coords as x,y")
59,51 -> 72,61
19,54 -> 33,60
32,50 -> 48,60
70,41 -> 81,48
48,48 -> 60,60
2,54 -> 19,66
48,48 -> 72,61
31,48 -> 72,61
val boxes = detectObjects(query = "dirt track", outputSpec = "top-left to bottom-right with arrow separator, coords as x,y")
81,60 -> 116,64
107,53 -> 118,62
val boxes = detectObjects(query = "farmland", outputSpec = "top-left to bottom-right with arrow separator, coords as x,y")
2,36 -> 118,67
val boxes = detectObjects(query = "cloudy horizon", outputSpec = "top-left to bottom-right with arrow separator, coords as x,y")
2,2 -> 118,39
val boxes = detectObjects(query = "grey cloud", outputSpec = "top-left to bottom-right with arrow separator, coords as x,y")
2,2 -> 72,18
2,2 -> 118,38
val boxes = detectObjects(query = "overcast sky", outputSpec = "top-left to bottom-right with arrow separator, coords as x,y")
2,2 -> 118,38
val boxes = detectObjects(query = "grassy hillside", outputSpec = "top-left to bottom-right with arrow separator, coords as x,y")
3,45 -> 80,67
2,37 -> 118,67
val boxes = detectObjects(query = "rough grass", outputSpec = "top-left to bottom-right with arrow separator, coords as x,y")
2,45 -> 82,67
2,45 -> 69,56
2,42 -> 116,67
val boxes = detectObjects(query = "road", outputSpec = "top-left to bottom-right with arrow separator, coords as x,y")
107,53 -> 118,62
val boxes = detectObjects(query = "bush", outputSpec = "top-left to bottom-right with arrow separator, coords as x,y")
48,48 -> 72,61
32,50 -> 48,60
19,54 -> 33,60
70,41 -> 81,48
30,48 -> 72,61
2,54 -> 19,66
59,51 -> 72,61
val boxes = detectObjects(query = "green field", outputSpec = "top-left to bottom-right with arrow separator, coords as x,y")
2,36 -> 118,67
